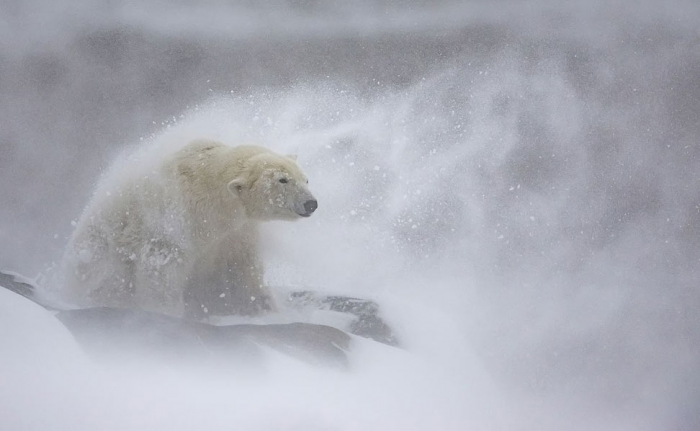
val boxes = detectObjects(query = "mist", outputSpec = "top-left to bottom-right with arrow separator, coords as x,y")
1,1 -> 699,430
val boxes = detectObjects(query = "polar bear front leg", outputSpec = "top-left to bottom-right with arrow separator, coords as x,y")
220,258 -> 274,316
183,241 -> 275,320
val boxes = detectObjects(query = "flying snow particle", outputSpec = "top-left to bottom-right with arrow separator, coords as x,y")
77,249 -> 93,263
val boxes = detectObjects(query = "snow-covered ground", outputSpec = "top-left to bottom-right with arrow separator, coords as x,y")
0,283 -> 500,431
2,1 -> 700,430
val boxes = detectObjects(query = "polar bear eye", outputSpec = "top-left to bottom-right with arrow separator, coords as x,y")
278,178 -> 288,184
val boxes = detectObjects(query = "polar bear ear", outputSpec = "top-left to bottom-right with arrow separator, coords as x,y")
286,154 -> 298,162
227,178 -> 245,196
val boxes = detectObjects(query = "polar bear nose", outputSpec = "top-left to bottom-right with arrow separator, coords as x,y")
303,199 -> 318,216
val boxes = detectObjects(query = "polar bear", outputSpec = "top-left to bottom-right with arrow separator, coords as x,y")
62,140 -> 317,319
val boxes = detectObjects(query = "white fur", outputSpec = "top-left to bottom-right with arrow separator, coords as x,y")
62,139 -> 315,318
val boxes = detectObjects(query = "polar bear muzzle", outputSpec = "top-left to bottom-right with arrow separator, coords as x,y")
300,199 -> 318,217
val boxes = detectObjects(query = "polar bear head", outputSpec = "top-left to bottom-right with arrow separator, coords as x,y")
227,150 -> 317,221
